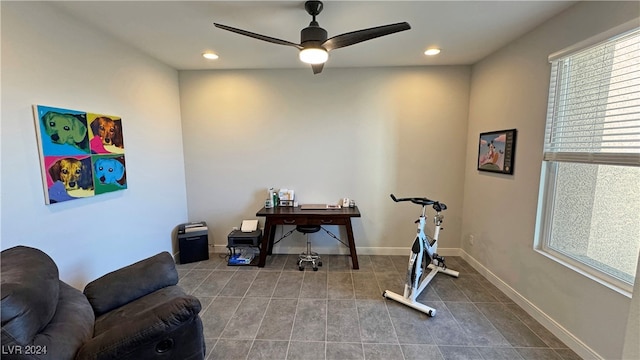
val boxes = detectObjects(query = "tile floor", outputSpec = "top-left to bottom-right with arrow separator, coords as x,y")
177,254 -> 582,360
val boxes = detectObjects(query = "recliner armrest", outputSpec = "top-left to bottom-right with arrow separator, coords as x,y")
83,252 -> 178,316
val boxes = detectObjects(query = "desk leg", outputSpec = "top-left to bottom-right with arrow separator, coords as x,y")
345,219 -> 359,269
258,220 -> 273,267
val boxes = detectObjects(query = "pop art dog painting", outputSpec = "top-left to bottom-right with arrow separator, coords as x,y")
35,105 -> 90,156
34,105 -> 127,204
89,114 -> 125,154
93,156 -> 127,194
44,156 -> 95,203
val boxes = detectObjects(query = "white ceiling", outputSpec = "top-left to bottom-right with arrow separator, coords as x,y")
53,1 -> 576,72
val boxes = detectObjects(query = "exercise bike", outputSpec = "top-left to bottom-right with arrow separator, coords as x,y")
382,194 -> 459,317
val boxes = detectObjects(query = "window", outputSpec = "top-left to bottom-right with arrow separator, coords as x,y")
535,24 -> 640,294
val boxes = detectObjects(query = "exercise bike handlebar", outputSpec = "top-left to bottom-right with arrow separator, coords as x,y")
390,194 -> 447,212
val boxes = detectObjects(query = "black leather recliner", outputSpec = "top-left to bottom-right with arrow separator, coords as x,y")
1,246 -> 205,360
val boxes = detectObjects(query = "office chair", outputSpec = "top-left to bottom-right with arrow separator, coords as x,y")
296,225 -> 322,271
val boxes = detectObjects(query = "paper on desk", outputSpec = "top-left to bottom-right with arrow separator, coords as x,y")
241,220 -> 259,232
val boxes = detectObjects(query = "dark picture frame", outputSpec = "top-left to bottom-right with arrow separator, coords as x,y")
477,129 -> 517,175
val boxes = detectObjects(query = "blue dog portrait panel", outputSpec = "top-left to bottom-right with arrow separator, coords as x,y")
33,105 -> 127,204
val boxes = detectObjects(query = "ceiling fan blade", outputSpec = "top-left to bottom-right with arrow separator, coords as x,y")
311,63 -> 324,74
214,23 -> 303,49
322,22 -> 411,51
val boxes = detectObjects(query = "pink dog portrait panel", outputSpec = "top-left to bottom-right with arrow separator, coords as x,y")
33,105 -> 127,204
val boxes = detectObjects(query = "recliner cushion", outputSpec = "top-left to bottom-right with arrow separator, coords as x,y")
1,246 -> 60,345
29,281 -> 95,360
83,252 -> 178,316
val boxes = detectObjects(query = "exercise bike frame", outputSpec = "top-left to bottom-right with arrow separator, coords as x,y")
382,194 -> 459,317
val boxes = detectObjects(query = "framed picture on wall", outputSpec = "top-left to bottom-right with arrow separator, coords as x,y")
477,129 -> 517,175
33,105 -> 128,204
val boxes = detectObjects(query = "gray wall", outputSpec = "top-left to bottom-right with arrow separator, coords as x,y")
1,2 -> 189,287
461,2 -> 639,359
178,67 -> 470,255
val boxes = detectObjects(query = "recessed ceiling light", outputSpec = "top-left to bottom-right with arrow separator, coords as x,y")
424,48 -> 441,56
202,52 -> 219,60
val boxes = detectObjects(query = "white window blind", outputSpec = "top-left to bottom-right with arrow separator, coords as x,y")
544,27 -> 640,166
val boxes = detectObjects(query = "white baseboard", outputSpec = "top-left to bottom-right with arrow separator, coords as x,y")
211,244 -> 461,257
459,250 -> 602,360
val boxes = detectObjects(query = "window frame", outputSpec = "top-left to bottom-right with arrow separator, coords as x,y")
534,20 -> 640,298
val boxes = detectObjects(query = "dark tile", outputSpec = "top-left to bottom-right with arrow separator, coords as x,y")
445,302 -> 509,346
362,343 -> 404,360
256,298 -> 297,340
430,276 -> 470,302
356,299 -> 398,344
300,271 -> 328,299
447,257 -> 479,275
200,296 -> 242,338
474,276 -> 514,304
385,299 -> 436,344
246,271 -> 280,297
327,255 -> 352,272
328,272 -> 355,299
370,256 -> 395,272
375,271 -> 404,295
326,342 -> 364,360
262,254 -> 288,270
291,299 -> 327,341
178,269 -> 212,294
476,303 -> 547,348
220,297 -> 267,339
416,283 -> 443,302
401,344 -> 444,360
284,254 -> 305,271
353,271 -> 382,300
248,340 -> 289,360
505,304 -> 568,349
553,348 -> 583,360
273,271 -> 304,298
438,345 -> 483,360
219,269 -> 258,296
390,255 -> 409,273
327,299 -> 361,342
204,337 -> 217,359
453,274 -> 501,303
356,255 -> 374,272
191,270 -> 235,297
425,301 -> 475,346
515,347 -> 564,360
193,255 -> 226,269
286,341 -> 325,360
208,339 -> 252,360
476,347 -> 524,360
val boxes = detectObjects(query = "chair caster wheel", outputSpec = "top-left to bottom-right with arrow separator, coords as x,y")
299,266 -> 304,271
318,261 -> 323,266
313,267 -> 318,271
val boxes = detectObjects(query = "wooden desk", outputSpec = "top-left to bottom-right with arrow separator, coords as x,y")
256,206 -> 361,269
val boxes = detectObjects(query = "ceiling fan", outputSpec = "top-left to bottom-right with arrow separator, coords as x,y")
213,1 -> 411,74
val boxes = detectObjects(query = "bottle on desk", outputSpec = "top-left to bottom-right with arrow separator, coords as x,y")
266,187 -> 275,208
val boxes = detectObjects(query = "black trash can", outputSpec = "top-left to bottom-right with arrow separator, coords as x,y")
177,222 -> 209,264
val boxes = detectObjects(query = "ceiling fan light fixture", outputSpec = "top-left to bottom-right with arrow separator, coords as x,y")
299,47 -> 328,64
424,48 -> 441,56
